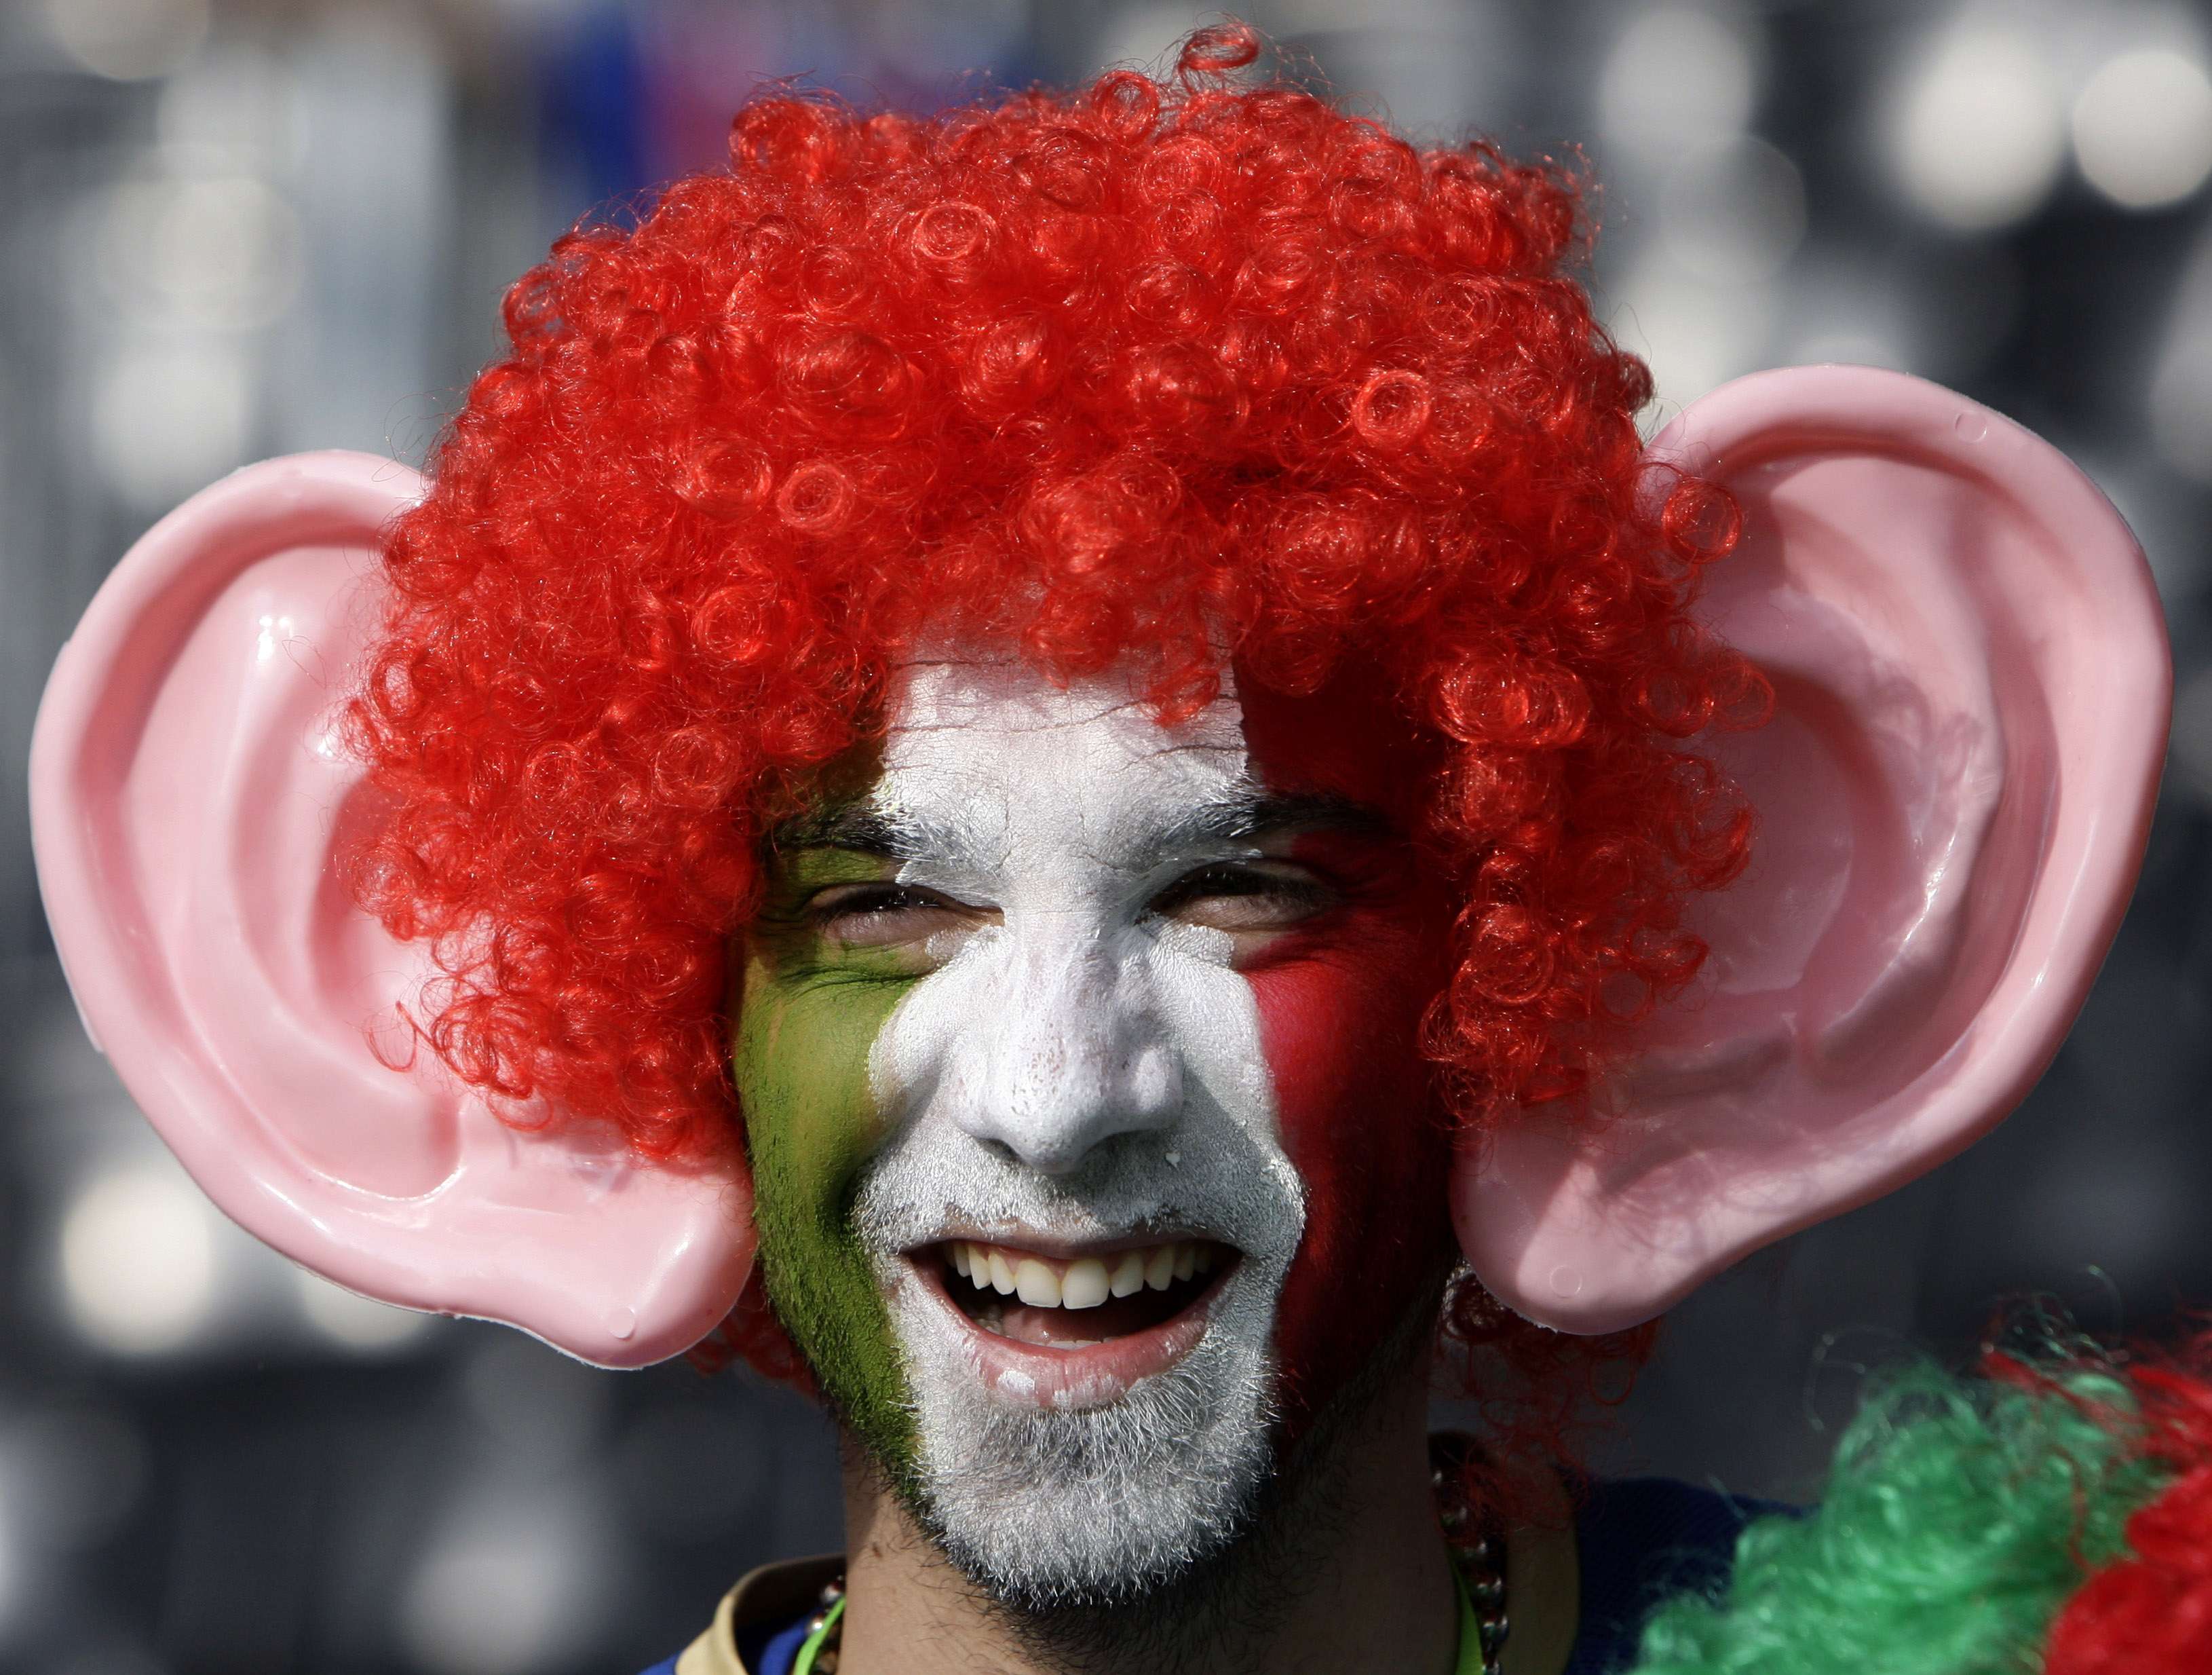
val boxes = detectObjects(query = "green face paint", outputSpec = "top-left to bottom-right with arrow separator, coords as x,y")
733,844 -> 928,1478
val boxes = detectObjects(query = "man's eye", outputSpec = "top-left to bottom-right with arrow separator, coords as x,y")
1149,863 -> 1333,935
809,884 -> 978,950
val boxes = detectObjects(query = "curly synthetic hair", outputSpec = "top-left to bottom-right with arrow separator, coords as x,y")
1614,1325 -> 2212,1675
346,24 -> 1761,1169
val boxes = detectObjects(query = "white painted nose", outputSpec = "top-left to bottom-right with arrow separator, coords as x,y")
949,929 -> 1183,1174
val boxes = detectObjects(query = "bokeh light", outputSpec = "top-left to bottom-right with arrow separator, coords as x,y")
94,175 -> 303,332
1609,249 -> 1776,413
292,1267 -> 434,1353
400,1490 -> 611,1675
88,339 -> 254,510
2073,49 -> 2212,210
1887,20 -> 2067,232
2150,332 -> 2212,483
41,0 -> 210,81
154,41 -> 303,172
2150,230 -> 2212,483
1597,4 -> 1760,162
58,1169 -> 218,1355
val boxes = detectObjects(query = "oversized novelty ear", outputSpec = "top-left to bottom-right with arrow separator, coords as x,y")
31,453 -> 752,1366
1456,366 -> 2171,1334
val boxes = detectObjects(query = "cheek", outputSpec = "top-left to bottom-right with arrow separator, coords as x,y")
732,962 -> 924,1461
1233,664 -> 1462,1427
1247,905 -> 1458,1429
732,977 -> 894,1228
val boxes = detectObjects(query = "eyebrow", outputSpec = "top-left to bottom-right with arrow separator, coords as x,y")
768,788 -> 1391,867
768,801 -> 934,861
1144,790 -> 1392,854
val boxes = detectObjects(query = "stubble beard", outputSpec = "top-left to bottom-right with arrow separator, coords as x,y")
894,1273 -> 1287,1615
841,1273 -> 1449,1675
841,1112 -> 1308,1618
809,1086 -> 1448,1663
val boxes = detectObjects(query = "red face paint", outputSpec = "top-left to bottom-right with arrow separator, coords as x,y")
1236,664 -> 1462,1438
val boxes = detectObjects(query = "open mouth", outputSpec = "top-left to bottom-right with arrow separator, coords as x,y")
932,1238 -> 1237,1349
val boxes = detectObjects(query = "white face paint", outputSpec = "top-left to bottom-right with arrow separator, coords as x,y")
848,656 -> 1308,1606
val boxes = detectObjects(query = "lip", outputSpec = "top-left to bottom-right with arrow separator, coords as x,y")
906,1243 -> 1236,1410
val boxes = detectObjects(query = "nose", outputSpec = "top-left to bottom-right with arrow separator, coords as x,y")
949,930 -> 1183,1175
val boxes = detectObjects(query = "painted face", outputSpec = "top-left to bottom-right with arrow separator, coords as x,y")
733,654 -> 1457,1604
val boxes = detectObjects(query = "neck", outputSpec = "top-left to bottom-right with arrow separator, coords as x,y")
835,1342 -> 1459,1675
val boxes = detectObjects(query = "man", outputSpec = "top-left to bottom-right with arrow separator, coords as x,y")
702,653 -> 1566,1672
29,24 -> 2170,1675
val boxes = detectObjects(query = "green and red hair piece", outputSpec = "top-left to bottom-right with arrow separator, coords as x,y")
1622,1329 -> 2212,1674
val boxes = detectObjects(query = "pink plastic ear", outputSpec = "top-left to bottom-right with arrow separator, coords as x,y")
1456,366 -> 2171,1334
31,453 -> 753,1366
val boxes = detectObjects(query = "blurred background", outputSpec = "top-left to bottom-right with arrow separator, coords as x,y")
3,0 -> 2210,1670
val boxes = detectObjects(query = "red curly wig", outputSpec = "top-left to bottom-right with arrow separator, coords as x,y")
345,26 -> 1760,1178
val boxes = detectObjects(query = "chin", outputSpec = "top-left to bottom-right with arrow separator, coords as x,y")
915,1367 -> 1279,1611
871,1228 -> 1294,1610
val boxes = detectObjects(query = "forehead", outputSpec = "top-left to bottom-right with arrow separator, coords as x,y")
871,657 -> 1252,855
827,653 -> 1445,870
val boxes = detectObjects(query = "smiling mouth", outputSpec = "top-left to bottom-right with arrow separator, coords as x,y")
925,1238 -> 1238,1349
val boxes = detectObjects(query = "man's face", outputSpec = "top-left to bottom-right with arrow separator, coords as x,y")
732,654 -> 1457,1605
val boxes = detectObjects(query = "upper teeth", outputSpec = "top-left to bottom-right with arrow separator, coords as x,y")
947,1240 -> 1217,1309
